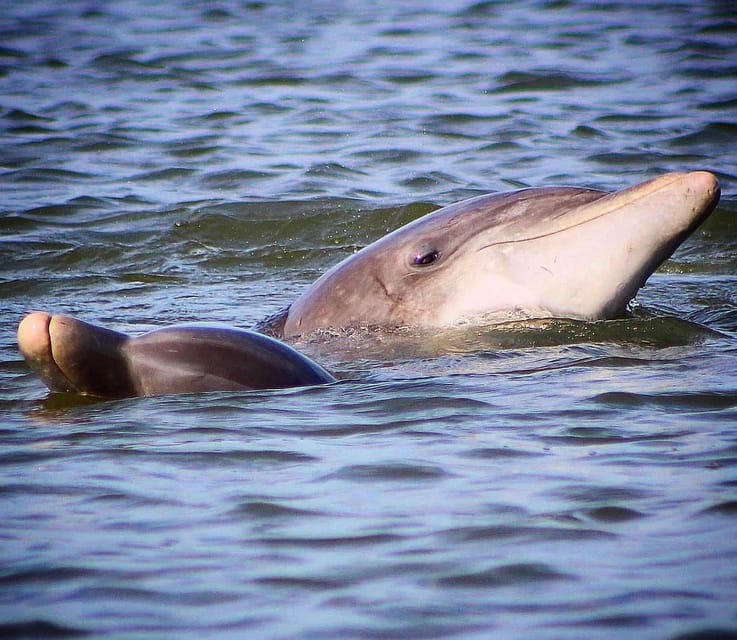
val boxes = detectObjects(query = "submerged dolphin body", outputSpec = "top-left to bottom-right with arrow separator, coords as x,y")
17,171 -> 721,398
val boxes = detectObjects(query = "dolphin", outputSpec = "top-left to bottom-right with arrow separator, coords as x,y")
17,312 -> 335,398
283,171 -> 721,336
17,171 -> 720,398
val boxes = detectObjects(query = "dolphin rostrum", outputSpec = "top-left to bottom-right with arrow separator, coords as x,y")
17,171 -> 721,398
17,313 -> 335,398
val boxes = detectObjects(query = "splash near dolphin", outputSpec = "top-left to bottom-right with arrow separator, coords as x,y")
18,172 -> 721,398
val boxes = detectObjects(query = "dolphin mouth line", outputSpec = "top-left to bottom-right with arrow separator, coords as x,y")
476,173 -> 706,251
47,319 -> 87,393
48,344 -> 82,393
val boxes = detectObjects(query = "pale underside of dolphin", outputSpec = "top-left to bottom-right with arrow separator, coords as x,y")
17,171 -> 721,398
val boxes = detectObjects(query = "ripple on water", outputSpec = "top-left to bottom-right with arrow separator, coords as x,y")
442,523 -> 617,544
324,462 -> 452,483
700,500 -> 737,516
490,70 -> 619,93
0,621 -> 91,639
436,562 -> 574,588
591,391 -> 737,411
228,500 -> 324,519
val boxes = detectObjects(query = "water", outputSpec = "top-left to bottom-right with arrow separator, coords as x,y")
2,1 -> 737,638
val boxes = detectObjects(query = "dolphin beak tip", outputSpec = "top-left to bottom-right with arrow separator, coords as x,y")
687,170 -> 720,197
18,312 -> 53,361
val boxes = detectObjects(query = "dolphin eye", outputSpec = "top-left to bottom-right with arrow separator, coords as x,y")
412,246 -> 440,266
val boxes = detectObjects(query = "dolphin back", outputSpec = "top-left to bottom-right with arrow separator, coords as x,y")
125,325 -> 336,396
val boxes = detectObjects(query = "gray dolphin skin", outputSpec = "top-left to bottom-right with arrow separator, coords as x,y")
17,171 -> 720,398
284,171 -> 720,337
17,313 -> 335,398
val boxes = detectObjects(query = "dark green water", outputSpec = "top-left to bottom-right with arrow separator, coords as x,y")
2,1 -> 737,638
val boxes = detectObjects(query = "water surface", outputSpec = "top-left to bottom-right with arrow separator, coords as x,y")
2,1 -> 737,638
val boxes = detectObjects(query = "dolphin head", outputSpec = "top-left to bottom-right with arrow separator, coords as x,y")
283,171 -> 720,337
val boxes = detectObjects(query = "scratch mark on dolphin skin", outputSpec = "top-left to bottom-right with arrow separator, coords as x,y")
372,273 -> 401,310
